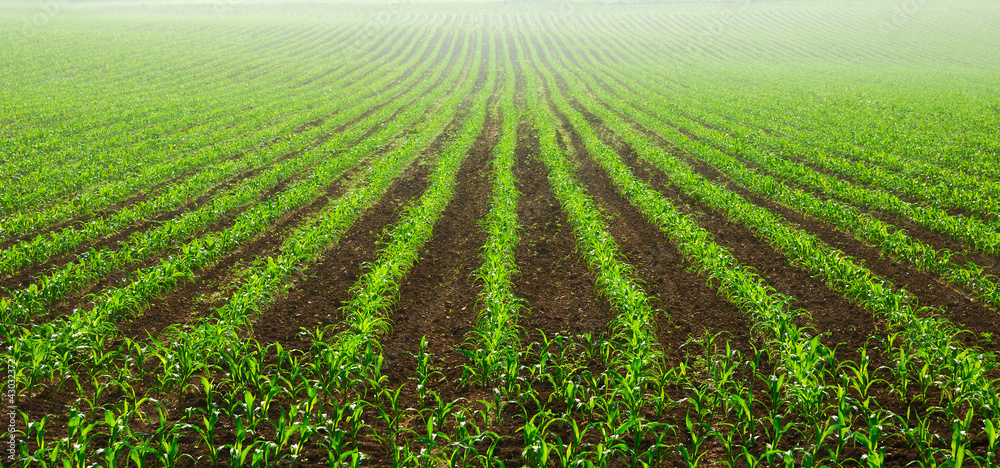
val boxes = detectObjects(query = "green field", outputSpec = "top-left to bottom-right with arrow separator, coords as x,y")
2,0 -> 1000,466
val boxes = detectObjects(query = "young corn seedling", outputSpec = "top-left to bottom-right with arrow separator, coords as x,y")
125,436 -> 155,468
936,408 -> 975,468
189,405 -> 222,467
893,407 -> 939,467
446,407 -> 498,468
849,412 -> 894,468
713,388 -> 759,467
224,416 -> 261,468
982,418 -> 1000,466
842,347 -> 887,412
760,411 -> 798,465
678,413 -> 712,468
94,409 -> 132,468
290,422 -> 318,467
416,408 -> 452,467
249,441 -> 280,468
271,405 -> 302,458
412,335 -> 442,404
803,413 -> 843,467
548,418 -> 592,468
372,384 -> 415,467
519,411 -> 558,468
156,432 -> 190,468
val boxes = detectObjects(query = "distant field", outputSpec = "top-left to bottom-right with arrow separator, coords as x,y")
2,1 -> 1000,466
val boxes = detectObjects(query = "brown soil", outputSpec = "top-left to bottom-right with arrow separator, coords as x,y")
374,114 -> 508,461
250,26 -> 475,352
380,114 -> 499,388
250,161 -> 431,349
560,114 -> 758,364
510,125 -> 613,343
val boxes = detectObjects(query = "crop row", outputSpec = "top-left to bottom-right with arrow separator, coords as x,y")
559,38 -> 1000,312
0,22 -> 426,239
538,23 -> 1000,463
463,42 -> 523,391
0,23 -> 376,202
0,23 -> 450,290
2,30 -> 478,394
5,29 -> 491,468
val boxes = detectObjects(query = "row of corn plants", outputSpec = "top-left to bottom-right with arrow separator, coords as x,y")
546,28 -> 1000,464
0,22 -> 372,214
1,31 -> 477,395
525,31 -> 866,466
559,40 -> 1000,314
0,22 -> 442,282
321,54 -> 496,465
542,36 -> 927,467
685,110 -> 1000,310
11,337 -> 378,467
0,22 -> 421,240
1,22 -> 339,153
767,117 -> 1000,212
0,20 -> 415,224
462,45 -> 525,393
335,34 -> 494,362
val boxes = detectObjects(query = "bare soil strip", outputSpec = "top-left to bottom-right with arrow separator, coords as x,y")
377,114 -> 509,459
251,161 -> 432,348
511,125 -> 613,342
380,114 -> 498,393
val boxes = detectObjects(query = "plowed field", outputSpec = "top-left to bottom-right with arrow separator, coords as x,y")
2,1 -> 1000,466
